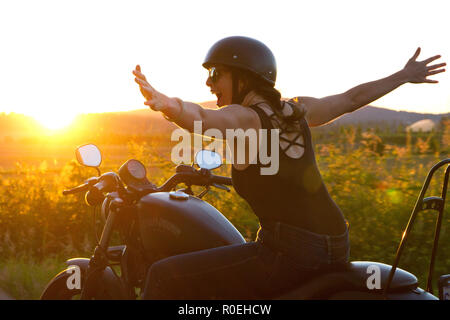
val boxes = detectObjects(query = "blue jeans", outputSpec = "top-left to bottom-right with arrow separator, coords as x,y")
143,222 -> 350,299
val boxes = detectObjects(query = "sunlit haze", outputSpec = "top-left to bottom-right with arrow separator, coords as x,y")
0,0 -> 448,129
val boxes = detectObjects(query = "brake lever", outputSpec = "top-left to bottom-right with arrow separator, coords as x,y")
197,186 -> 210,199
212,183 -> 230,192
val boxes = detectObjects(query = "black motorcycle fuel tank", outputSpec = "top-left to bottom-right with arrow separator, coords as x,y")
137,191 -> 246,261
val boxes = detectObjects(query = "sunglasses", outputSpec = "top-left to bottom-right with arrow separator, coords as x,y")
208,67 -> 221,83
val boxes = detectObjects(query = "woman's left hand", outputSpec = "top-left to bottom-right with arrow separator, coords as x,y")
403,47 -> 446,84
132,65 -> 168,111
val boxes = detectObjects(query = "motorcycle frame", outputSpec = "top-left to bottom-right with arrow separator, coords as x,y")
384,158 -> 450,297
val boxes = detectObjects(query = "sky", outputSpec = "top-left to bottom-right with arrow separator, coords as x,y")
0,0 -> 449,129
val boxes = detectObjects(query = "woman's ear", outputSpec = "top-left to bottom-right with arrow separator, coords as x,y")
238,79 -> 245,91
238,75 -> 251,93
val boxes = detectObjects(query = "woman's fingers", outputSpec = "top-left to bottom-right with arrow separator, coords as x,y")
135,77 -> 156,91
422,66 -> 445,83
133,69 -> 147,81
133,69 -> 145,79
134,77 -> 155,100
134,78 -> 150,90
133,68 -> 155,95
133,64 -> 149,83
428,69 -> 446,76
134,77 -> 148,86
421,55 -> 442,65
411,47 -> 421,61
427,62 -> 446,70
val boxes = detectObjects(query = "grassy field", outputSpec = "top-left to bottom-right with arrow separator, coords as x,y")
0,126 -> 449,299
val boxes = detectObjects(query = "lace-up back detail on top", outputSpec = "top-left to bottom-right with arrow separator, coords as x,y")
252,101 -> 306,160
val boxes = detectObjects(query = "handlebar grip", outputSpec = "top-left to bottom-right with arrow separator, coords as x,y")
85,188 -> 105,206
92,173 -> 118,194
210,175 -> 233,186
92,179 -> 109,194
62,184 -> 89,195
83,173 -> 119,205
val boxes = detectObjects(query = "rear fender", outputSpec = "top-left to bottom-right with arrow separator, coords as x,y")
329,287 -> 438,300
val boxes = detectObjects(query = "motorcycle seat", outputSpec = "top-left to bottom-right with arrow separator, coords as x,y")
275,261 -> 418,299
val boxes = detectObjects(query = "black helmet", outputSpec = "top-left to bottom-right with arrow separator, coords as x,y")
202,36 -> 277,86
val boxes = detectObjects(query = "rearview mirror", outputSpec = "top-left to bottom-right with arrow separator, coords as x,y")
195,150 -> 222,170
76,144 -> 102,167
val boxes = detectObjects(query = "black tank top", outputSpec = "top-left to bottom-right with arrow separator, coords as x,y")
231,103 -> 347,236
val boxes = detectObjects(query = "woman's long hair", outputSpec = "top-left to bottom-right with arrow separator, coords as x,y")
231,68 -> 306,126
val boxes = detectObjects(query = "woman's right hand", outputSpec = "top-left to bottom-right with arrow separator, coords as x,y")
402,47 -> 446,84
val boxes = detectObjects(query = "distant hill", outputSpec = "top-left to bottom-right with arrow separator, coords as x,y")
322,105 -> 449,129
1,103 -> 448,143
198,101 -> 449,129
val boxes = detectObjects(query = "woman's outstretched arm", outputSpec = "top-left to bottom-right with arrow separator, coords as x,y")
297,48 -> 446,127
132,65 -> 259,135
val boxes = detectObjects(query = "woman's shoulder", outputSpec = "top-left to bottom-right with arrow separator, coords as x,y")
248,101 -> 274,116
249,100 -> 301,128
250,100 -> 301,118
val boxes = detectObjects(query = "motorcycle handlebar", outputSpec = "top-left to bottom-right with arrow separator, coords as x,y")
63,173 -> 121,198
62,164 -> 231,199
62,184 -> 90,195
63,177 -> 100,196
156,171 -> 232,192
85,173 -> 122,206
210,174 -> 233,186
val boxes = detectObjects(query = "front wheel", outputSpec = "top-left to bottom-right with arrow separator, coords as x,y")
40,268 -> 81,300
41,267 -> 116,300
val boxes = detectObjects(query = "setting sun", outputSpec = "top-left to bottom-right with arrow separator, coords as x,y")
32,112 -> 77,131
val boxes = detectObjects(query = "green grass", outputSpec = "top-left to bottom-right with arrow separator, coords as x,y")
0,255 -> 66,300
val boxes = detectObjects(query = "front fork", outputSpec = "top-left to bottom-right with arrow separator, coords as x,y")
80,199 -> 132,299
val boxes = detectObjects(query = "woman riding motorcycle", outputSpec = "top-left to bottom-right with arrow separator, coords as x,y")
132,36 -> 446,299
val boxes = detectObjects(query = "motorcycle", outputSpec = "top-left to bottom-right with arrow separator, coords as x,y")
40,144 -> 450,300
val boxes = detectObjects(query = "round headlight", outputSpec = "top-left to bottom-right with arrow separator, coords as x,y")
119,159 -> 148,185
127,159 -> 146,179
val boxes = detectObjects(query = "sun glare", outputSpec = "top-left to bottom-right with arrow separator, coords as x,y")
32,112 -> 77,131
